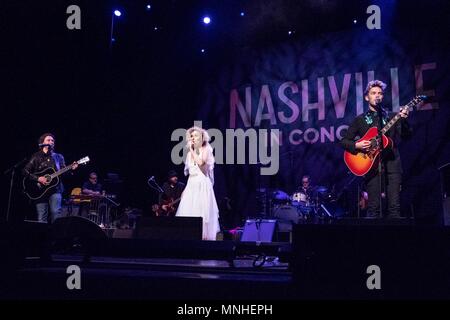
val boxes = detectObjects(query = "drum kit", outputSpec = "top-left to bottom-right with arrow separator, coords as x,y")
271,186 -> 332,222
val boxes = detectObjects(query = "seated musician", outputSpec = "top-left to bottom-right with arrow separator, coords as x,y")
295,175 -> 316,204
79,172 -> 104,217
154,170 -> 185,216
82,172 -> 104,196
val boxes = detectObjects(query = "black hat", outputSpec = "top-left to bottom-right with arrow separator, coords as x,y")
167,170 -> 178,179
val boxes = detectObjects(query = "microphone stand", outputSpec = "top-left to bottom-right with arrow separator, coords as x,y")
376,103 -> 385,219
147,177 -> 164,194
3,157 -> 27,222
255,162 -> 267,218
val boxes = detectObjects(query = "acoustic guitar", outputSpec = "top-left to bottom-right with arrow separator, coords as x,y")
344,96 -> 425,176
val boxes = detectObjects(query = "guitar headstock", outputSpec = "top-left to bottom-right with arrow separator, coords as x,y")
405,95 -> 427,111
77,156 -> 90,165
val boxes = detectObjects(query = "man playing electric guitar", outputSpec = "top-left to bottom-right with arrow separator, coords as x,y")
154,170 -> 185,216
153,197 -> 182,216
23,133 -> 79,223
340,80 -> 412,218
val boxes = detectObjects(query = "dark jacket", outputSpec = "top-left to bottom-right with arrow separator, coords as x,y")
23,150 -> 66,195
158,182 -> 185,204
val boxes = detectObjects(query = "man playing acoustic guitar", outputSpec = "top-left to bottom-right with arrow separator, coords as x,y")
340,80 -> 412,218
23,133 -> 79,223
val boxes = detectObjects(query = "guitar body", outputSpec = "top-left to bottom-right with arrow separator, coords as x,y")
343,96 -> 426,177
23,167 -> 60,200
344,127 -> 392,176
153,198 -> 181,217
23,156 -> 89,200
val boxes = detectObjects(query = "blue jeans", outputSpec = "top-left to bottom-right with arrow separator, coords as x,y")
36,193 -> 62,223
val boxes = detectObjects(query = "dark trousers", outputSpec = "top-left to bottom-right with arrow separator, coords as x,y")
365,171 -> 401,218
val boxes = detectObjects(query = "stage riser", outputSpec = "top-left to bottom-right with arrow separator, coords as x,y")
292,224 -> 450,298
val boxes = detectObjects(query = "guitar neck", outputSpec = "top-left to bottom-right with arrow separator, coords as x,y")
50,164 -> 72,179
380,113 -> 403,135
380,100 -> 415,135
170,198 -> 182,205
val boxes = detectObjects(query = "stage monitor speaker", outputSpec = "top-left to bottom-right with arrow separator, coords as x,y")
241,219 -> 276,242
112,228 -> 134,239
135,216 -> 202,240
50,216 -> 107,241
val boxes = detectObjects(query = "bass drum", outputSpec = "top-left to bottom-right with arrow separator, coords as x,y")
273,205 -> 303,232
292,192 -> 308,203
297,203 -> 315,216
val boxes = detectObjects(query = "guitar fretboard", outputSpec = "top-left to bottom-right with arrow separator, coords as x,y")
380,96 -> 424,135
50,165 -> 73,179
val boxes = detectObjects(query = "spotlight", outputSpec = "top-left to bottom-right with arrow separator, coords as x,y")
240,12 -> 245,17
201,49 -> 205,53
154,26 -> 158,31
114,10 -> 122,17
146,4 -> 151,10
203,16 -> 211,25
353,19 -> 357,24
288,31 -> 292,35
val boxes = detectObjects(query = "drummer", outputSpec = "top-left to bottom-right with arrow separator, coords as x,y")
293,175 -> 317,205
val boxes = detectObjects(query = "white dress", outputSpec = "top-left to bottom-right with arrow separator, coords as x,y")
176,146 -> 220,240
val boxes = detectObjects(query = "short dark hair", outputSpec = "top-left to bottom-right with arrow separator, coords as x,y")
38,132 -> 55,144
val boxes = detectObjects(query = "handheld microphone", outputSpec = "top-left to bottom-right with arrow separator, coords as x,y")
39,143 -> 52,148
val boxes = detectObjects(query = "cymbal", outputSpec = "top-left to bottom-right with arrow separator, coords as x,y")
272,190 -> 289,200
315,186 -> 328,193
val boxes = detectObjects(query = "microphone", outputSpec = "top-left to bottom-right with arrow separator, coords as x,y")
39,143 -> 52,148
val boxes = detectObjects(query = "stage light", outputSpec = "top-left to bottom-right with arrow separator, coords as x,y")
201,49 -> 205,53
353,19 -> 357,24
114,10 -> 122,17
203,16 -> 211,25
154,26 -> 158,31
288,31 -> 292,35
240,12 -> 245,17
146,4 -> 151,10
